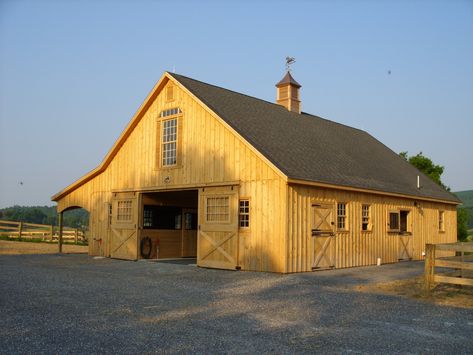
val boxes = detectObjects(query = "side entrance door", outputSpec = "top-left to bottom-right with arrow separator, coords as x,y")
311,203 -> 336,270
198,186 -> 239,270
110,191 -> 139,260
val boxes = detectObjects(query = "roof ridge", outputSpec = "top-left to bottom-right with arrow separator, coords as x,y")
169,72 -> 293,110
170,72 -> 371,134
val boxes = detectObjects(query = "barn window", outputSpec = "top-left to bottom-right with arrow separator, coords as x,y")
117,200 -> 132,222
184,212 -> 198,230
162,118 -> 177,166
108,203 -> 112,226
143,208 -> 153,227
206,196 -> 229,222
159,107 -> 181,117
362,204 -> 370,231
143,205 -> 182,229
400,210 -> 409,233
388,212 -> 400,231
439,210 -> 445,232
239,199 -> 250,228
337,203 -> 347,230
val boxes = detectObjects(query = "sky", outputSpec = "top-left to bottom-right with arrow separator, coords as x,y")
0,0 -> 472,208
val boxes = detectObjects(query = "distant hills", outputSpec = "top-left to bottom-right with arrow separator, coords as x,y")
454,190 -> 473,209
454,190 -> 473,230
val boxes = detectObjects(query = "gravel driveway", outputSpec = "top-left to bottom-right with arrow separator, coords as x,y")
1,254 -> 472,354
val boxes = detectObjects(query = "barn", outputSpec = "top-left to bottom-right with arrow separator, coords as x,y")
51,71 -> 460,272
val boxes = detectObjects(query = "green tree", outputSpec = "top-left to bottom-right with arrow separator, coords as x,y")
399,151 -> 448,190
457,208 -> 468,241
400,151 -> 467,241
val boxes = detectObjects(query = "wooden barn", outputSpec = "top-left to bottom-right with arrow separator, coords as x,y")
52,71 -> 460,272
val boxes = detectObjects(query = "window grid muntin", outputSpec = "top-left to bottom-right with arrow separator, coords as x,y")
108,203 -> 112,226
206,197 -> 230,222
143,208 -> 153,227
239,199 -> 250,228
362,204 -> 370,231
337,203 -> 346,230
117,200 -> 132,222
159,107 -> 181,118
162,118 -> 177,166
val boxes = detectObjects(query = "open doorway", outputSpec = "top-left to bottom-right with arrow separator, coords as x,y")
139,190 -> 198,260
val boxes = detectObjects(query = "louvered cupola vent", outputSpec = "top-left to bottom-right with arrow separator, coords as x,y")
275,71 -> 301,114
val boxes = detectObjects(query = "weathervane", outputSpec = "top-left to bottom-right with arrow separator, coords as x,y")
285,56 -> 296,72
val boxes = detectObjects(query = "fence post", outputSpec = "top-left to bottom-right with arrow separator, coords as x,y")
58,212 -> 63,253
74,229 -> 78,244
424,244 -> 435,291
18,222 -> 23,240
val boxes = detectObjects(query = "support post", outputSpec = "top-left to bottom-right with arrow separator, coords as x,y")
58,212 -> 64,253
424,244 -> 435,291
18,222 -> 23,240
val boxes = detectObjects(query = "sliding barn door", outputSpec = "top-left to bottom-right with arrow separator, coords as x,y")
311,203 -> 336,270
198,186 -> 239,270
110,192 -> 139,260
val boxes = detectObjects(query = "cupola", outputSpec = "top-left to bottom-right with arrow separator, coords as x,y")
275,71 -> 301,114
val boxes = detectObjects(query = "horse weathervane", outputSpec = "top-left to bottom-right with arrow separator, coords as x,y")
285,56 -> 296,71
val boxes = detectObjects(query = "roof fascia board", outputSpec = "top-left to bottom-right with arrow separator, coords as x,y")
51,74 -> 171,201
287,178 -> 460,205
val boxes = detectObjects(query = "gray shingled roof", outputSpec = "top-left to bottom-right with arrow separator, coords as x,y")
170,73 -> 459,203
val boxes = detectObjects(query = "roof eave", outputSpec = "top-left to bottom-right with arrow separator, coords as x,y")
287,177 -> 461,205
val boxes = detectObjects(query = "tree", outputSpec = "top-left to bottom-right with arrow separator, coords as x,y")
399,151 -> 448,190
400,151 -> 467,241
457,208 -> 468,241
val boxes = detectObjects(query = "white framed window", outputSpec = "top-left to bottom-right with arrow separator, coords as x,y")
162,118 -> 177,167
239,199 -> 250,228
117,200 -> 132,222
206,196 -> 230,223
337,203 -> 347,230
362,204 -> 370,231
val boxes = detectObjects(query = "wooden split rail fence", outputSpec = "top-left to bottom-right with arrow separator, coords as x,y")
0,220 -> 86,244
424,242 -> 473,290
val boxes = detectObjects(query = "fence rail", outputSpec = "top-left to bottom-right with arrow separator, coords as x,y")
425,242 -> 473,290
0,219 -> 86,243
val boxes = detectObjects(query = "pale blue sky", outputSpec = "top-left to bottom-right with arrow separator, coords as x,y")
1,0 -> 472,208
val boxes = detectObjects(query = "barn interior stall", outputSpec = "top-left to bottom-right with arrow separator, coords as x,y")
139,190 -> 198,260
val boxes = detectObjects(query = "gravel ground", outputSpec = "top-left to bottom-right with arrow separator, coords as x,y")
0,254 -> 472,354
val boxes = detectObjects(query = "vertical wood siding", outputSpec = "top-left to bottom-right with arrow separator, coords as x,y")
56,78 -> 287,272
286,184 -> 457,273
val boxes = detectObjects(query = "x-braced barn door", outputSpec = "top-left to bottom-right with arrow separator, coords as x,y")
198,186 -> 238,270
398,235 -> 413,260
110,192 -> 139,260
311,203 -> 336,270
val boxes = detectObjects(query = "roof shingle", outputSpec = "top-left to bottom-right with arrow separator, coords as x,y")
170,72 -> 459,203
